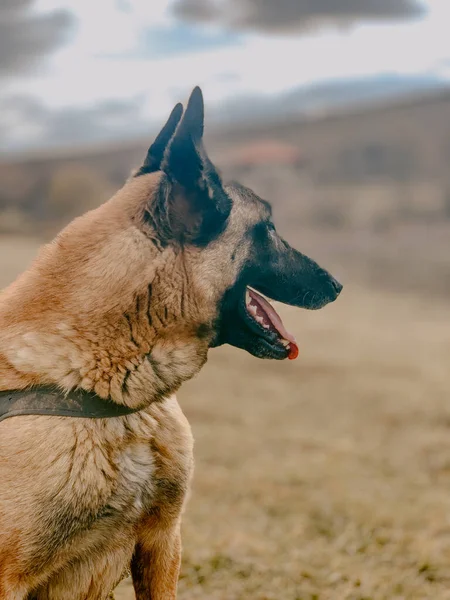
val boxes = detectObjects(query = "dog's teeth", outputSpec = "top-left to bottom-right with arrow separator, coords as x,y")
255,315 -> 264,324
281,339 -> 290,347
263,323 -> 270,329
248,304 -> 257,316
245,289 -> 250,306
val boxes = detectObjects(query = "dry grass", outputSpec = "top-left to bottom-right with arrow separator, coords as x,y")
2,236 -> 450,599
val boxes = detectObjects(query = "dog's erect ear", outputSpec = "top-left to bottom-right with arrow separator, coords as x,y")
150,87 -> 231,246
162,86 -> 204,188
136,102 -> 183,176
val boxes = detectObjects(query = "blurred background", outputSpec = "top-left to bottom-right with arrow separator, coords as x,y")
2,1 -> 450,598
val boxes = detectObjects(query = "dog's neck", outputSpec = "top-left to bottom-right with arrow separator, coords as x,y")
0,191 -> 213,408
0,288 -> 209,409
0,280 -> 209,408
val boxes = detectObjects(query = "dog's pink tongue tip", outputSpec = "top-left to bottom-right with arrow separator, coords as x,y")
288,342 -> 299,360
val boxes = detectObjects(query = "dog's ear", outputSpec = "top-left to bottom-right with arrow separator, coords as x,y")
136,102 -> 183,176
162,86 -> 204,187
152,86 -> 231,246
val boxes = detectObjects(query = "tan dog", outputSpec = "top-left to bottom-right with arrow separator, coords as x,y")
0,87 -> 342,599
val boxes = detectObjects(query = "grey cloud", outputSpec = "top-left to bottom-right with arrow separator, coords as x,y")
0,0 -> 31,13
0,0 -> 73,76
173,0 -> 424,33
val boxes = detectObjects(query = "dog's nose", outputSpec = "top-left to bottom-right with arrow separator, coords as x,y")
330,276 -> 343,297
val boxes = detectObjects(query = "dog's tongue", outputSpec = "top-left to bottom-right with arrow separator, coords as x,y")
248,288 -> 299,360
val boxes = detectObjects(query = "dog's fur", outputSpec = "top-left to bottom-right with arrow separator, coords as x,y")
0,88 -> 341,599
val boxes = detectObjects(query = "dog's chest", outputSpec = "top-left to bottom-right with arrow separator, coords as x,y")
109,439 -> 156,517
85,398 -> 194,525
0,396 -> 194,575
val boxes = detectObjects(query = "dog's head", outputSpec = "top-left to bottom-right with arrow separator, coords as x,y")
133,87 -> 342,361
1,87 -> 342,402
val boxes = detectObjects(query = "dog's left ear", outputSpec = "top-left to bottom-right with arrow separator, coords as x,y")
136,102 -> 183,176
155,86 -> 231,245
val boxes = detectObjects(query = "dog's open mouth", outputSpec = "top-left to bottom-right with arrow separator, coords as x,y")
242,287 -> 299,360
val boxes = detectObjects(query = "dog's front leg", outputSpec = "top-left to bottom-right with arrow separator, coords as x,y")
131,520 -> 181,600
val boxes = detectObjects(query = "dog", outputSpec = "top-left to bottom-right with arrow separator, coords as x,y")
0,87 -> 342,599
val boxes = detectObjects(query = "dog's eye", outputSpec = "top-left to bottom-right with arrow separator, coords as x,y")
267,224 -> 278,241
251,222 -> 273,247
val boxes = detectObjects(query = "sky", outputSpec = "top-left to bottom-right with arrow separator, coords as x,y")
1,0 -> 450,152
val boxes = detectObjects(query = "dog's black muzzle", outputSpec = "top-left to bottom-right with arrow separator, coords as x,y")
211,230 -> 342,358
252,240 -> 342,311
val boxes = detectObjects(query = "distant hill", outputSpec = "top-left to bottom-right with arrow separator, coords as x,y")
283,72 -> 448,115
216,72 -> 449,124
2,87 -> 450,238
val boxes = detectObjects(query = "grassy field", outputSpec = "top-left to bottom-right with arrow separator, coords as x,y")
3,236 -> 450,599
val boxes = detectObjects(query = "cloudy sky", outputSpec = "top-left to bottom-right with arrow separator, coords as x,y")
1,0 -> 449,152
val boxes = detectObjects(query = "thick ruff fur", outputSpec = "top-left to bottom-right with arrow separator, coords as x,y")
0,88 -> 342,599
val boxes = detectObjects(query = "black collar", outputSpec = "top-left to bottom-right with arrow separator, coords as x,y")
0,387 -> 141,423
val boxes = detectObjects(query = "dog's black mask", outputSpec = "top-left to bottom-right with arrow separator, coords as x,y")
211,185 -> 342,360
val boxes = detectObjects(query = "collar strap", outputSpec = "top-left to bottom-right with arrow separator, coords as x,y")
0,387 -> 141,423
